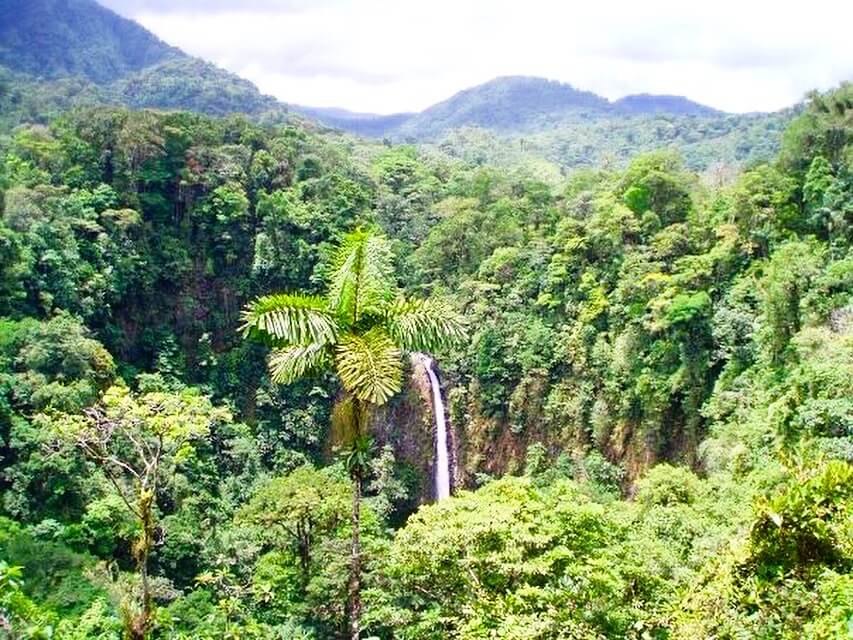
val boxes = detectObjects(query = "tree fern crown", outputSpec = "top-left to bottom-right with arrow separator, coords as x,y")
241,229 -> 465,407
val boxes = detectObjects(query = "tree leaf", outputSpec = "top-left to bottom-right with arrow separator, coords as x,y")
327,229 -> 395,324
334,329 -> 402,405
268,342 -> 330,384
384,297 -> 466,353
240,293 -> 337,345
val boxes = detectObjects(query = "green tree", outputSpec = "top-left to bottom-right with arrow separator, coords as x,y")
240,228 -> 464,639
48,385 -> 230,640
237,465 -> 356,634
759,241 -> 824,364
238,465 -> 350,588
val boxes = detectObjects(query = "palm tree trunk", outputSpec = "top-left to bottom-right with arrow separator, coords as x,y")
346,395 -> 366,640
349,468 -> 362,640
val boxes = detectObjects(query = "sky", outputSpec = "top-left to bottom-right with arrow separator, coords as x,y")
99,0 -> 853,115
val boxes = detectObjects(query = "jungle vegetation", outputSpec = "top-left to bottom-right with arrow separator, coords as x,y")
0,5 -> 850,635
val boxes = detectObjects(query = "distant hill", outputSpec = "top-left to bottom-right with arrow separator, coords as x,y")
288,77 -> 796,171
0,1 -> 794,171
114,58 -> 280,115
395,76 -> 611,138
613,93 -> 721,116
291,76 -> 729,141
292,105 -> 414,138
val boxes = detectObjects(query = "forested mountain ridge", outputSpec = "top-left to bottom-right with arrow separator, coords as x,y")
612,92 -> 722,116
391,75 -> 614,137
0,0 -> 181,83
2,1 -> 793,171
306,75 -> 723,140
293,76 -> 795,172
290,106 -> 415,139
0,0 -> 284,120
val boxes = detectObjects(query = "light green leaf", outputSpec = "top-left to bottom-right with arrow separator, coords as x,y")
334,329 -> 402,405
239,293 -> 337,345
268,342 -> 330,384
385,297 -> 466,353
327,229 -> 395,323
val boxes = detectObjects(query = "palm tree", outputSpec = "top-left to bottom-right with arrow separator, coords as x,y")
240,228 -> 464,639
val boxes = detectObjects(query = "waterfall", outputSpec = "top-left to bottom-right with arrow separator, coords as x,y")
422,356 -> 451,500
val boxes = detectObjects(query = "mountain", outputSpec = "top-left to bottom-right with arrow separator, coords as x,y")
0,1 -> 792,171
0,0 -> 284,119
288,76 -> 791,171
291,76 -> 729,141
113,57 -> 280,115
292,105 -> 414,138
395,76 -> 611,138
0,0 -> 182,83
613,93 -> 721,116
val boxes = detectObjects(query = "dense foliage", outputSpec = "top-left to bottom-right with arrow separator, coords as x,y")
0,32 -> 850,637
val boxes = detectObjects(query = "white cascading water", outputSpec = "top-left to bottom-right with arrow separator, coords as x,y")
423,356 -> 451,500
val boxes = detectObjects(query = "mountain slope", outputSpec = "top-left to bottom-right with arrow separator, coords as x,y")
292,76 -> 729,141
114,58 -> 280,115
292,105 -> 414,138
613,93 -> 721,116
0,2 -> 792,171
288,76 -> 790,172
396,76 -> 611,138
0,0 -> 182,83
0,0 -> 284,119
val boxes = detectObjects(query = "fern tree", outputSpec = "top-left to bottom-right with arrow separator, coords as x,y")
241,229 -> 464,639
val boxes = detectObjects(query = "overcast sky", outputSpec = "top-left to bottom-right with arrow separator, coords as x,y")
99,0 -> 853,114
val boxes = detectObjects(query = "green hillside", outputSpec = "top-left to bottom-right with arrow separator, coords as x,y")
294,76 -> 796,171
0,0 -> 182,83
0,0 -> 284,120
394,76 -> 612,138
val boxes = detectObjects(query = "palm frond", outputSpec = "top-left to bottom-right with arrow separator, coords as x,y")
240,294 -> 337,345
385,297 -> 466,353
268,342 -> 330,384
327,229 -> 395,324
334,329 -> 402,405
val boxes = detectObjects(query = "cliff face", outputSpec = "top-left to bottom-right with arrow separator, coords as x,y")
373,355 -> 691,497
451,373 -> 555,483
449,372 -> 698,490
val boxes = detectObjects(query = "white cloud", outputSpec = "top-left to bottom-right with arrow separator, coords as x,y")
102,0 -> 853,114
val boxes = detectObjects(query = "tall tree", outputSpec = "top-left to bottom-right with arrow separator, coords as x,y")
240,228 -> 464,639
48,385 -> 229,640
